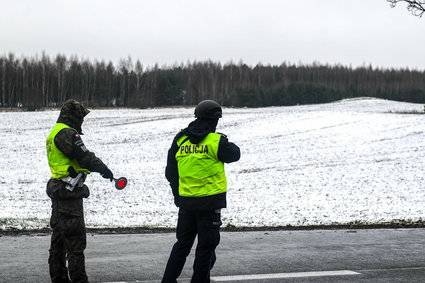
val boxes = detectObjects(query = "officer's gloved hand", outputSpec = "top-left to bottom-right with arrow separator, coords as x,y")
80,185 -> 90,198
101,168 -> 114,182
67,166 -> 78,178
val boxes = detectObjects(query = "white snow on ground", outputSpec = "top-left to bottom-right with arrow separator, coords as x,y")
1,97 -> 425,230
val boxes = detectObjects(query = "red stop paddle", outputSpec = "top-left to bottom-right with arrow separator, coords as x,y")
114,177 -> 128,190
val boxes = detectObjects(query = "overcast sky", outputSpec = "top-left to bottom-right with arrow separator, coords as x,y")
1,0 -> 424,70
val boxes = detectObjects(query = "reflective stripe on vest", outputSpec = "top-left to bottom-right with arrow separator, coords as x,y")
46,123 -> 91,179
175,133 -> 227,197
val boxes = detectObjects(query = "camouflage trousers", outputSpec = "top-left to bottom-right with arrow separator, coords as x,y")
48,201 -> 89,283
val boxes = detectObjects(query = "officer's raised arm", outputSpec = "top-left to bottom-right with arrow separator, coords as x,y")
218,134 -> 240,163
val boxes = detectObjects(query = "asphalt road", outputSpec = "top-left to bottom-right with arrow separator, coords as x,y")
1,228 -> 425,283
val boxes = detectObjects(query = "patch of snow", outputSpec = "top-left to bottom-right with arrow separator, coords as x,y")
0,98 -> 424,230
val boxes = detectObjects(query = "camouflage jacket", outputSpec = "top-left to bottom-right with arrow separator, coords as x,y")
46,99 -> 110,215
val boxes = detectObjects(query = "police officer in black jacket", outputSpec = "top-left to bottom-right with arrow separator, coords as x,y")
46,99 -> 114,283
162,100 -> 240,283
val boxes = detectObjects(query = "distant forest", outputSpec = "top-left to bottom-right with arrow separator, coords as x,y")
1,53 -> 425,110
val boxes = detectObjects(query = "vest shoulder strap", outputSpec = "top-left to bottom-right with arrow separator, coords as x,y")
177,136 -> 191,148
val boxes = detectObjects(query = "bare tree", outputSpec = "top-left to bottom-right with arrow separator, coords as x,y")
388,0 -> 425,17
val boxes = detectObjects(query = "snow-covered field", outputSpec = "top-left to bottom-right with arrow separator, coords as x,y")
1,97 -> 425,230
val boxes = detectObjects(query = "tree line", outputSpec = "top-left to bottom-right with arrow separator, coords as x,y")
1,52 -> 425,110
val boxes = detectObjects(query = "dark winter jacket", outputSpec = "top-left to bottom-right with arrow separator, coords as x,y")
165,118 -> 240,211
46,99 -> 111,215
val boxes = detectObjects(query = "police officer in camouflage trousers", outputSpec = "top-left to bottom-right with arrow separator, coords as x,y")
162,100 -> 241,283
46,99 -> 114,283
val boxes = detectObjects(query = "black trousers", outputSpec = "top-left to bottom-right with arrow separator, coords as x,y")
162,208 -> 222,283
48,203 -> 88,283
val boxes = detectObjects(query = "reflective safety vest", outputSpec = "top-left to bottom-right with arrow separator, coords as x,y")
175,133 -> 227,197
46,123 -> 91,179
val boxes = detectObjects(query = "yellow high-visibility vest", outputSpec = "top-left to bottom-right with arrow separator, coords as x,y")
46,123 -> 91,178
175,133 -> 227,197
